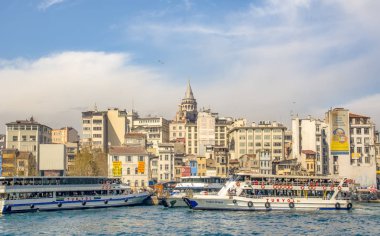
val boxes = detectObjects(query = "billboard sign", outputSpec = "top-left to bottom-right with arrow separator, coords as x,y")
112,161 -> 122,177
331,110 -> 349,155
138,161 -> 145,174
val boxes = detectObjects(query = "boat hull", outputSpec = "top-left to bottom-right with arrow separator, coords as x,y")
183,196 -> 353,211
162,195 -> 188,208
0,193 -> 150,214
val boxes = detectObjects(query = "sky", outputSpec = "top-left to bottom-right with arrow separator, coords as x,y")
1,0 -> 380,134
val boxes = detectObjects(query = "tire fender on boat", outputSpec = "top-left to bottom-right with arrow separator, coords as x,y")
233,199 -> 237,204
57,203 -> 62,207
248,201 -> 253,208
265,202 -> 271,209
347,203 -> 352,210
104,200 -> 108,204
335,202 -> 341,209
289,202 -> 295,209
82,201 -> 86,206
30,204 -> 35,209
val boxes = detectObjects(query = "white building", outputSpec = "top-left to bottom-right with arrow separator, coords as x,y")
108,146 -> 150,188
132,117 -> 169,150
6,117 -> 52,165
325,108 -> 376,187
260,152 -> 272,175
228,121 -> 286,161
292,116 -> 329,175
157,143 -> 175,182
82,108 -> 129,151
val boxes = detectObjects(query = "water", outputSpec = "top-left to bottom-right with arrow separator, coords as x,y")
0,203 -> 379,235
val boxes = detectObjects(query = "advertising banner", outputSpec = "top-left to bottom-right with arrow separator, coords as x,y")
112,161 -> 122,177
138,161 -> 145,174
331,110 -> 349,155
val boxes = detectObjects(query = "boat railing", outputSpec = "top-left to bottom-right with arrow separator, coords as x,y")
246,181 -> 348,188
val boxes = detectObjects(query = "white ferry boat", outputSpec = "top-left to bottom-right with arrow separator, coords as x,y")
0,176 -> 151,214
162,176 -> 225,208
183,173 -> 354,211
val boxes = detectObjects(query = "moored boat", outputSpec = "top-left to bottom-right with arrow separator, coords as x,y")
183,173 -> 354,211
0,176 -> 151,214
162,176 -> 225,208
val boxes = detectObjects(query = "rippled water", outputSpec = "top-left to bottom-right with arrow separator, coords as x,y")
1,203 -> 379,235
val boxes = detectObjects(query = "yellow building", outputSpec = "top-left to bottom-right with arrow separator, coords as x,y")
196,156 -> 207,176
52,127 -> 79,144
1,149 -> 36,176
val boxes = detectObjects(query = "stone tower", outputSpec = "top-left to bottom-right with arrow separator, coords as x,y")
175,81 -> 198,122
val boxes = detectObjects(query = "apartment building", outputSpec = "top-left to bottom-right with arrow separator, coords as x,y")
325,108 -> 376,186
6,117 -> 52,165
157,143 -> 175,182
108,146 -> 150,188
292,116 -> 329,175
228,121 -> 286,161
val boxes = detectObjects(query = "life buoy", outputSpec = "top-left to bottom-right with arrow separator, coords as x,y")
236,181 -> 241,187
57,203 -> 62,208
338,186 -> 342,191
347,203 -> 353,210
335,202 -> 341,209
82,201 -> 86,206
30,204 -> 35,209
261,184 -> 265,189
248,201 -> 253,208
288,185 -> 293,190
273,185 -> 277,189
330,185 -> 334,191
233,199 -> 237,204
322,186 -> 327,191
308,186 -> 313,190
289,202 -> 295,209
301,186 -> 305,190
104,200 -> 108,204
124,199 -> 128,203
265,202 -> 271,209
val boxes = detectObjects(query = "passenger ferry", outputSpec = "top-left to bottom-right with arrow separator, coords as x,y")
183,173 -> 354,211
0,176 -> 151,214
162,176 -> 225,208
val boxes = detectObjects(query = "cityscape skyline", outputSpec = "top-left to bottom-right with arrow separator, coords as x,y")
1,0 -> 380,133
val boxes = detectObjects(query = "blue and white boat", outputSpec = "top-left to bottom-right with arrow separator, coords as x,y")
162,176 -> 225,208
0,176 -> 150,214
183,173 -> 354,211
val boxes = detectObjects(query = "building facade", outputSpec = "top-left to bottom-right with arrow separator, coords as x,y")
1,149 -> 36,176
108,146 -> 150,188
52,127 -> 79,144
157,143 -> 175,182
292,116 -> 329,175
228,121 -> 286,161
325,108 -> 376,186
6,118 -> 52,165
132,117 -> 169,150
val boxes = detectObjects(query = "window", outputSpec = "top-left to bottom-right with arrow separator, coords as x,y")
93,119 -> 102,124
255,142 -> 261,147
139,156 -> 144,162
135,168 -> 138,174
364,138 -> 370,145
165,174 -> 169,179
141,180 -> 145,187
83,120 -> 90,124
112,156 -> 119,161
357,147 -> 362,153
365,147 -> 369,154
93,134 -> 102,138
22,135 -> 27,141
165,164 -> 169,170
127,168 -> 130,175
364,128 -> 369,134
264,135 -> 271,140
93,127 -> 102,130
127,156 -> 132,162
12,136 -> 18,141
160,165 -> 162,170
165,155 -> 169,161
356,128 -> 361,134
135,180 -> 138,187
356,138 -> 362,144
255,135 -> 262,140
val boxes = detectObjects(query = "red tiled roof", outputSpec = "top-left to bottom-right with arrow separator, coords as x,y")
109,146 -> 148,155
349,113 -> 369,118
125,133 -> 146,138
301,150 -> 316,155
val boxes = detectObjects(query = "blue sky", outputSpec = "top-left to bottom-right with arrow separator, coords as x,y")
1,0 -> 380,132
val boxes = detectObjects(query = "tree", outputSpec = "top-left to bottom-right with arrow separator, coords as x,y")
69,148 -> 108,176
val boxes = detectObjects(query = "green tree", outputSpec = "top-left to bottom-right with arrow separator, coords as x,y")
69,148 -> 108,176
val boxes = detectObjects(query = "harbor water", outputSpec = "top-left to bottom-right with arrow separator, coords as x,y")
0,203 -> 379,235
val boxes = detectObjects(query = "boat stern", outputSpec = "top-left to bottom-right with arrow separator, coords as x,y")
183,197 -> 198,209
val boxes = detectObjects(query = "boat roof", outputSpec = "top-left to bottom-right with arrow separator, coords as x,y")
236,173 -> 344,180
180,176 -> 222,179
0,176 -> 119,180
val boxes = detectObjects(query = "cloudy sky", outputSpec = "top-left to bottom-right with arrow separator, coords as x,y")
1,0 -> 379,134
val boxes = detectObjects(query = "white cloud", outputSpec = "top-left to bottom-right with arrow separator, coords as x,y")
38,0 -> 65,11
0,51 -> 182,133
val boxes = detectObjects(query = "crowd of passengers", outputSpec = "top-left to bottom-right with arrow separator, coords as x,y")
0,178 -> 123,186
243,178 -> 349,187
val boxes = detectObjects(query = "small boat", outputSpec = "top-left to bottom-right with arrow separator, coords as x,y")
0,176 -> 151,214
162,176 -> 225,208
183,173 -> 354,211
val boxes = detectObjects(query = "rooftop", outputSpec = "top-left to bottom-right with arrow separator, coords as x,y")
109,146 -> 148,155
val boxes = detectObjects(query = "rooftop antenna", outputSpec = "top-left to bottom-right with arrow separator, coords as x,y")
94,103 -> 98,112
